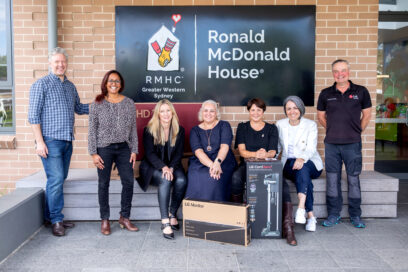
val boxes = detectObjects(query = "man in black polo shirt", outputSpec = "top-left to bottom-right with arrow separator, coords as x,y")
317,59 -> 372,228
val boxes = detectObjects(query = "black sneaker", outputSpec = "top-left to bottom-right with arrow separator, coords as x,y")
350,216 -> 366,228
322,215 -> 341,227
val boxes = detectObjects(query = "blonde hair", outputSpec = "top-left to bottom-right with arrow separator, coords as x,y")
147,99 -> 180,146
198,100 -> 221,122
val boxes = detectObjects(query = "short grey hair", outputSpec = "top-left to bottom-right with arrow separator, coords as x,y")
331,59 -> 349,70
49,47 -> 68,61
283,96 -> 305,118
198,100 -> 221,122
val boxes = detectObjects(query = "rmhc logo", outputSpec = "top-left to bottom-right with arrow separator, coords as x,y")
147,14 -> 181,71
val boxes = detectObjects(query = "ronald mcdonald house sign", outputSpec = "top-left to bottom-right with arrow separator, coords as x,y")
116,6 -> 315,106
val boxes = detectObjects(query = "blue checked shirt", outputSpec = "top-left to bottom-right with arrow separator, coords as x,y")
28,73 -> 89,141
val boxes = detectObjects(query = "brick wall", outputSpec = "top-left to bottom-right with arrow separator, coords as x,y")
0,0 -> 378,190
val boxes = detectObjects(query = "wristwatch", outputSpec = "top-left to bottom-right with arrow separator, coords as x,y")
216,158 -> 222,164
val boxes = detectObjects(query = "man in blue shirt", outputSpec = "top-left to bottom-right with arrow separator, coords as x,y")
28,47 -> 89,236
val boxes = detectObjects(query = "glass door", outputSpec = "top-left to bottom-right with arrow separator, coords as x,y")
375,1 -> 408,173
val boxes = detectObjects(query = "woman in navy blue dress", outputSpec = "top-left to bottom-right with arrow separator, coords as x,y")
185,100 -> 237,201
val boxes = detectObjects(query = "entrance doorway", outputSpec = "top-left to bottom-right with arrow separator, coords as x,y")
375,1 -> 408,173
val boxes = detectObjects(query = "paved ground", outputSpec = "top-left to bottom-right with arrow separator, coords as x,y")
1,182 -> 407,272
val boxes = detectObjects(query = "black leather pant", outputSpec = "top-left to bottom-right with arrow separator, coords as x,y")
151,168 -> 187,219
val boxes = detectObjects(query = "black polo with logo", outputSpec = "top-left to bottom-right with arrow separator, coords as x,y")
317,80 -> 372,144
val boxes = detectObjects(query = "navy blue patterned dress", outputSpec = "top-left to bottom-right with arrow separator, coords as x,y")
186,120 -> 237,201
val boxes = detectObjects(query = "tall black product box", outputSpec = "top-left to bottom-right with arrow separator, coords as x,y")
246,159 -> 282,238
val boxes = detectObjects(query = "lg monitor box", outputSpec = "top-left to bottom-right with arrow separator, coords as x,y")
246,159 -> 283,239
182,199 -> 250,246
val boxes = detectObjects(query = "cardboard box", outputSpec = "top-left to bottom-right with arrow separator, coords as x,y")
246,159 -> 282,238
183,199 -> 250,246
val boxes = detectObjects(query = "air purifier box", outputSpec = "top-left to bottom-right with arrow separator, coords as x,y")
182,199 -> 251,246
246,158 -> 283,238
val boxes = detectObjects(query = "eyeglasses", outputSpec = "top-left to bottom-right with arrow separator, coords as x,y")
108,80 -> 121,84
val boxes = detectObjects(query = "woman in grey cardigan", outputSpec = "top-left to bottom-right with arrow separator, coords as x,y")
88,70 -> 139,235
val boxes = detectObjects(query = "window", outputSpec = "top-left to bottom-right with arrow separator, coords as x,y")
375,1 -> 408,173
0,0 -> 13,131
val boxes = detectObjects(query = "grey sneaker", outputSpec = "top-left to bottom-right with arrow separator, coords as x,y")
350,216 -> 366,228
322,215 -> 341,227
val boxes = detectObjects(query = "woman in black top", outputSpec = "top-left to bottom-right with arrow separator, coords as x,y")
231,98 -> 297,246
231,98 -> 278,202
138,99 -> 187,240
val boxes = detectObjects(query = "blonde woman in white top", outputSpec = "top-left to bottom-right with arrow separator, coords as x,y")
276,96 -> 323,232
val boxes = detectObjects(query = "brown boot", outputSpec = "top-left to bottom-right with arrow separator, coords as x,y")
45,220 -> 75,229
101,219 -> 111,235
52,222 -> 65,237
282,202 -> 297,246
230,194 -> 243,203
118,216 -> 139,232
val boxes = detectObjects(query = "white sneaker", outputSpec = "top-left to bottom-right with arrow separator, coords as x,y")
295,208 -> 306,224
306,217 -> 317,232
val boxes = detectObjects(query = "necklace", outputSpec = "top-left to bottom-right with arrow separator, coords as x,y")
205,129 -> 212,152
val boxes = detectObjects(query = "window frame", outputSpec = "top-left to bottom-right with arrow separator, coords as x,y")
379,0 -> 397,5
0,0 -> 14,133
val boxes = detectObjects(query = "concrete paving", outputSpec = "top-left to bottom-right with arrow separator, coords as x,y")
1,183 -> 407,272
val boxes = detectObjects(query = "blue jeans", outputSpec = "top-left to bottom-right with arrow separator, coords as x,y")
325,142 -> 362,218
97,142 -> 134,220
41,137 -> 73,224
283,159 -> 322,213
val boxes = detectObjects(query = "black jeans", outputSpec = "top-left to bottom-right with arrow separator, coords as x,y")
231,163 -> 246,196
151,168 -> 187,219
97,142 -> 134,220
325,142 -> 362,217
